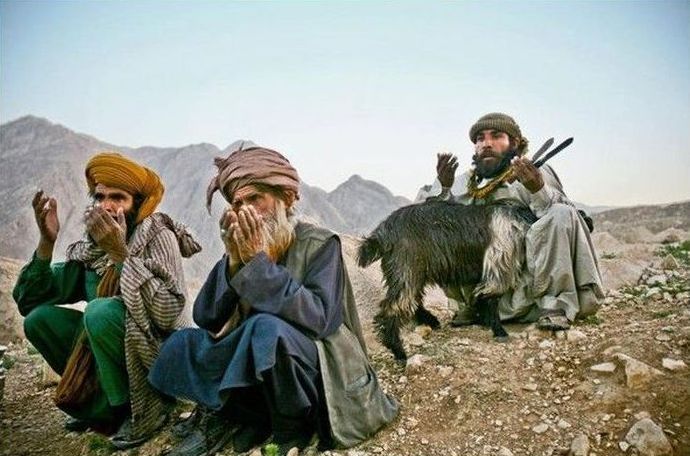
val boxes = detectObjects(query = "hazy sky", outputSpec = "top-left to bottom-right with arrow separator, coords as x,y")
2,1 -> 688,206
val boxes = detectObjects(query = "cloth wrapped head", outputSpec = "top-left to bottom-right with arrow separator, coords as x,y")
206,143 -> 300,213
85,152 -> 164,224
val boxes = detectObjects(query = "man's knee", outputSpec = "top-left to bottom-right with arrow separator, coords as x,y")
83,298 -> 124,337
248,313 -> 288,339
23,305 -> 60,341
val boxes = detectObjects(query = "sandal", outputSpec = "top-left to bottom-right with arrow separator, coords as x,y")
536,311 -> 570,331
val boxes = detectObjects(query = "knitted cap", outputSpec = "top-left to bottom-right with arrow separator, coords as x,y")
469,112 -> 523,143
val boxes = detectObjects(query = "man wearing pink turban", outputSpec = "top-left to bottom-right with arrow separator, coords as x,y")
149,142 -> 397,456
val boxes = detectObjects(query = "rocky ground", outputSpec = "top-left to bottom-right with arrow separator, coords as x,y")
1,237 -> 689,456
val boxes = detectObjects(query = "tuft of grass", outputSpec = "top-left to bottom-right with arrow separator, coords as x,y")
263,443 -> 279,456
2,354 -> 16,370
581,315 -> 603,326
601,252 -> 617,260
26,344 -> 39,356
656,240 -> 690,267
86,433 -> 114,455
652,310 -> 673,319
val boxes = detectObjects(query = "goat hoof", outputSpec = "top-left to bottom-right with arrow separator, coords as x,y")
494,335 -> 510,343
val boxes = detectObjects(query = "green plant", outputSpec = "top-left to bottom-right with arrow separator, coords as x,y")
86,433 -> 114,454
581,315 -> 602,326
656,240 -> 690,267
601,252 -> 617,259
2,355 -> 16,370
263,443 -> 279,456
652,310 -> 673,319
26,344 -> 39,356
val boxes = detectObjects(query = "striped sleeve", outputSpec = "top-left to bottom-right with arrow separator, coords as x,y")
120,228 -> 187,333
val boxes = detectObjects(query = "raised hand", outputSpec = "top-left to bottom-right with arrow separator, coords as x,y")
32,190 -> 59,259
436,152 -> 458,188
220,208 -> 241,267
85,205 -> 128,263
232,205 -> 266,264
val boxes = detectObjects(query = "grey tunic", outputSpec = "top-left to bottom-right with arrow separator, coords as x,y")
417,165 -> 604,322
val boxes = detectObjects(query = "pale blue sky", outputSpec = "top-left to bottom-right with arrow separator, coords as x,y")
1,1 -> 689,206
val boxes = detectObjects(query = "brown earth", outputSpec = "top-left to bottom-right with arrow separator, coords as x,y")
1,234 -> 689,456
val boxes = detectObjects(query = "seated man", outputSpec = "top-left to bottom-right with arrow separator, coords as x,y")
419,112 -> 604,330
148,143 -> 398,456
13,152 -> 200,448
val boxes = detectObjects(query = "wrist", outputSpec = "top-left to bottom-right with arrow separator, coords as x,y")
36,238 -> 55,260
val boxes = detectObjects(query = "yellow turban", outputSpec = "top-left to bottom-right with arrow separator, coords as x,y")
85,152 -> 164,224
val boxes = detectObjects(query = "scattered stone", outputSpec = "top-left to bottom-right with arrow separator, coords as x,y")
602,345 -> 623,356
619,441 -> 630,452
437,366 -> 453,378
249,450 -> 262,456
624,418 -> 673,455
569,433 -> 590,456
590,362 -> 616,373
557,419 -> 572,429
179,411 -> 193,420
566,330 -> 587,342
420,438 -> 429,445
634,411 -> 651,420
414,325 -> 432,338
646,274 -> 668,286
539,340 -> 555,349
654,333 -> 671,342
662,358 -> 687,371
397,427 -> 406,436
532,422 -> 549,434
497,448 -> 514,456
286,448 -> 299,456
405,354 -> 429,373
614,354 -> 663,389
407,332 -> 426,347
522,383 -> 538,392
457,338 -> 471,346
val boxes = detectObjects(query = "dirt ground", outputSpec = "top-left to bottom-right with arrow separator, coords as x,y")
1,263 -> 689,456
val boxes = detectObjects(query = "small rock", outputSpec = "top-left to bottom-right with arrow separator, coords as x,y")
179,411 -> 193,420
646,274 -> 668,286
437,366 -> 453,377
557,419 -> 572,429
624,418 -> 673,455
634,411 -> 651,420
398,376 -> 408,384
414,325 -> 432,338
249,450 -> 262,456
569,433 -> 590,456
539,340 -> 555,349
590,362 -> 616,373
286,448 -> 299,456
602,345 -> 623,356
614,354 -> 663,389
566,329 -> 587,342
407,332 -> 426,347
420,438 -> 429,445
458,338 -> 471,346
654,333 -> 671,342
619,441 -> 630,451
662,358 -> 687,371
397,427 -> 406,436
497,448 -> 514,456
522,383 -> 538,392
532,422 -> 549,434
405,354 -> 429,373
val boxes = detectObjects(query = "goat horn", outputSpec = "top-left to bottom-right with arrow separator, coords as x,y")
531,137 -> 554,163
534,137 -> 574,168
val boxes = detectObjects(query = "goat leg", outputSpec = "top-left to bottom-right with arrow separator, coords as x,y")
374,309 -> 408,361
477,295 -> 509,342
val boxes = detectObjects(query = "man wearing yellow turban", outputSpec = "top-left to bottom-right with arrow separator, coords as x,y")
13,152 -> 201,449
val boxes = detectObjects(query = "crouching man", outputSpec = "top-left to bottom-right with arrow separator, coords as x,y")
421,113 -> 604,330
148,143 -> 398,456
13,152 -> 201,448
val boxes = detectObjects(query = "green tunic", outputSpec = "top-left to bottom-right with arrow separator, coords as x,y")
14,253 -> 128,423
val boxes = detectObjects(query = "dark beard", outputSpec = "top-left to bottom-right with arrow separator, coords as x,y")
472,150 -> 518,180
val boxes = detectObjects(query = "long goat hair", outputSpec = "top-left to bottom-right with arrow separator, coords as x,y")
358,200 -> 536,361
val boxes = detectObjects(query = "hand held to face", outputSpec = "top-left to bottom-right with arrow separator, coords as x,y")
220,209 -> 242,272
32,190 -> 60,259
232,206 -> 265,264
85,206 -> 128,263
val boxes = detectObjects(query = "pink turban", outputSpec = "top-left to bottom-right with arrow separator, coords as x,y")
206,144 -> 300,212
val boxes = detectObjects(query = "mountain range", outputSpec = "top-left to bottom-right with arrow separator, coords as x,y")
0,116 -> 409,285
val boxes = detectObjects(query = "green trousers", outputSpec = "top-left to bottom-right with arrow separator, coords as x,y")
23,297 -> 129,423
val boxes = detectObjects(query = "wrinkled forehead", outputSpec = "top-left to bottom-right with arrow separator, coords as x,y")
231,184 -> 263,202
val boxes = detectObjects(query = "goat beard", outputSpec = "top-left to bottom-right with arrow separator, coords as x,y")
228,200 -> 296,267
472,150 -> 517,181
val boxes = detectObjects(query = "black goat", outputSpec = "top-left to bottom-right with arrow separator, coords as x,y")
358,200 -> 536,361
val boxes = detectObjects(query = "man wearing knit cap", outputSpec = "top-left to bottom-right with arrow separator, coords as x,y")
14,152 -> 200,448
419,113 -> 603,330
149,142 -> 397,456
